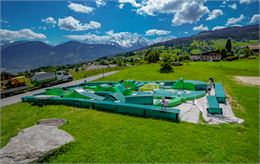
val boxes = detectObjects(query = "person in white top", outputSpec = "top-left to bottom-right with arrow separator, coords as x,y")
207,77 -> 215,95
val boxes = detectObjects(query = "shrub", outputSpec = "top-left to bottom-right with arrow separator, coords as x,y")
138,59 -> 147,65
220,48 -> 227,59
160,54 -> 173,73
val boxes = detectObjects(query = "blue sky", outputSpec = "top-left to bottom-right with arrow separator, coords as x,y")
1,0 -> 259,47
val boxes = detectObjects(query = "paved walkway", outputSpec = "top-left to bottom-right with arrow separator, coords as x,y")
0,71 -> 118,108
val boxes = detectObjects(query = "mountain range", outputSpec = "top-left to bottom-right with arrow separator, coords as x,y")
1,24 -> 259,73
1,41 -> 135,72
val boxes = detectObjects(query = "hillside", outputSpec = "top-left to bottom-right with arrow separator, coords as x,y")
155,24 -> 259,47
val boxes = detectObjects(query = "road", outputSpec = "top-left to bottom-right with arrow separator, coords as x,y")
0,71 -> 118,108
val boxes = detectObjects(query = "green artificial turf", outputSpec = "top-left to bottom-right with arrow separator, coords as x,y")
1,58 -> 259,163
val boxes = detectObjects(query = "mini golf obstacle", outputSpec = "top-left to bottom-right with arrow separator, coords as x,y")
22,78 -> 230,123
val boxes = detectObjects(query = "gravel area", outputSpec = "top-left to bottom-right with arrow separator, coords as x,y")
234,76 -> 260,86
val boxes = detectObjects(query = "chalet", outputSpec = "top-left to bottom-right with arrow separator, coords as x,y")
191,51 -> 222,62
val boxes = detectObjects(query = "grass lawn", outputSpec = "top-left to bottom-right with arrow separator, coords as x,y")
1,58 -> 259,163
70,66 -> 124,80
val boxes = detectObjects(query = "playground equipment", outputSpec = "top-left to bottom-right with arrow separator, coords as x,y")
21,78 -> 227,122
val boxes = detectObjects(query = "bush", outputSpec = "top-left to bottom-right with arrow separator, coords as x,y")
160,54 -> 173,73
220,48 -> 227,59
138,59 -> 147,65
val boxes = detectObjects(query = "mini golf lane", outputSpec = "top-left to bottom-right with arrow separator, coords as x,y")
21,79 -> 243,124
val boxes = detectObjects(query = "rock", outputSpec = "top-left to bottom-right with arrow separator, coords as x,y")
0,119 -> 74,164
38,118 -> 67,127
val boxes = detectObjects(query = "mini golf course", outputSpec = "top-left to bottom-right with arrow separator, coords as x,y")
21,78 -> 236,123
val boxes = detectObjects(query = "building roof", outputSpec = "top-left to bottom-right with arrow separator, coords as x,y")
248,44 -> 260,50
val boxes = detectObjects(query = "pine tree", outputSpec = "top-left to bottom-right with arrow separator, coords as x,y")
225,39 -> 232,52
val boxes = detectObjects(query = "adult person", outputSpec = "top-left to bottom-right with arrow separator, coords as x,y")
207,77 -> 215,95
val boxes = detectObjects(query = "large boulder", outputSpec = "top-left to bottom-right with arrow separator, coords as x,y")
0,119 -> 74,163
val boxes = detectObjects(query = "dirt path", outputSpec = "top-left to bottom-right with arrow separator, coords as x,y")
234,76 -> 260,86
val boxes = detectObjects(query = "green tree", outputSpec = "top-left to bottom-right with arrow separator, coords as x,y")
116,57 -> 124,66
225,39 -> 232,53
144,50 -> 160,63
160,54 -> 173,73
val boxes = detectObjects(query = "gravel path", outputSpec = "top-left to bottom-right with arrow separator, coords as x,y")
0,71 -> 118,108
234,76 -> 260,86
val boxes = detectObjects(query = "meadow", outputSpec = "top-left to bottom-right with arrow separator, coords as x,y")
1,58 -> 259,163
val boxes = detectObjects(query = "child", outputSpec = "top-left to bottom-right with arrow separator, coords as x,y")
207,77 -> 215,95
161,97 -> 168,110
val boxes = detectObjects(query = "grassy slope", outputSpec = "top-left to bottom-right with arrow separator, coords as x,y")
70,66 -> 123,80
191,39 -> 259,49
1,58 -> 259,162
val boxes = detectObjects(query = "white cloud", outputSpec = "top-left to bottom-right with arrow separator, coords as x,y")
0,29 -> 46,41
96,0 -> 106,7
0,19 -> 9,24
65,30 -> 175,48
145,29 -> 171,36
228,3 -> 237,10
118,0 -> 209,26
240,0 -> 253,4
57,16 -> 101,31
41,17 -> 57,25
249,14 -> 260,24
68,2 -> 94,14
193,24 -> 208,31
225,14 -> 245,26
118,4 -> 125,9
65,30 -> 152,48
212,26 -> 225,30
206,9 -> 223,20
118,0 -> 141,8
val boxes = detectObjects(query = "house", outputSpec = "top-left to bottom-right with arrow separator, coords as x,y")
248,44 -> 260,54
191,51 -> 222,62
190,55 -> 201,61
